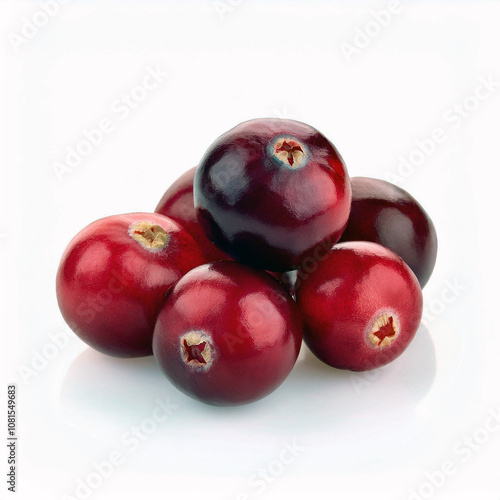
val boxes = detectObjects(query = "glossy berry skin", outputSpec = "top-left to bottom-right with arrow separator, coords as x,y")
296,242 -> 423,372
56,213 -> 205,358
194,118 -> 351,272
155,167 -> 229,262
339,177 -> 437,288
153,261 -> 302,406
156,167 -> 297,295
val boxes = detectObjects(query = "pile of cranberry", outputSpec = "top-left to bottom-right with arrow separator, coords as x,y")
56,118 -> 437,406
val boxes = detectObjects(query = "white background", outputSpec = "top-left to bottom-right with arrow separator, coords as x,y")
1,1 -> 500,499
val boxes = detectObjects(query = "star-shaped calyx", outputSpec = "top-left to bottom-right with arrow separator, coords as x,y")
183,340 -> 207,364
180,331 -> 214,370
270,136 -> 309,169
368,313 -> 400,348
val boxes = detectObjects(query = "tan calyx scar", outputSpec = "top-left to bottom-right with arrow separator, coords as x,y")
129,221 -> 169,250
273,137 -> 307,168
369,313 -> 400,348
180,331 -> 214,369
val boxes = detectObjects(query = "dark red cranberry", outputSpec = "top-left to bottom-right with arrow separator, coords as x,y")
194,118 -> 351,271
339,177 -> 437,288
156,166 -> 298,295
56,213 -> 205,357
155,167 -> 229,262
296,242 -> 423,371
153,261 -> 302,405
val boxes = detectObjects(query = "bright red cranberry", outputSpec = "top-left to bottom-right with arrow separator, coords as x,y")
339,177 -> 437,288
296,241 -> 423,371
194,118 -> 351,271
155,167 -> 229,262
56,213 -> 205,357
153,261 -> 302,405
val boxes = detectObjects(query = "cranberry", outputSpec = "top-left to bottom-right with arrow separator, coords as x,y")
156,166 -> 297,295
152,261 -> 302,405
194,118 -> 351,271
155,166 -> 229,262
339,177 -> 437,288
56,213 -> 205,357
296,242 -> 423,371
